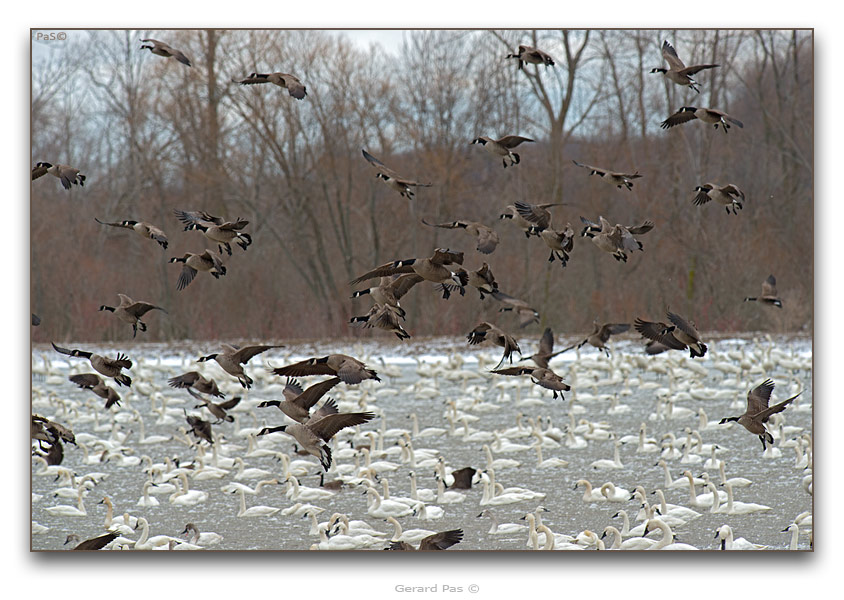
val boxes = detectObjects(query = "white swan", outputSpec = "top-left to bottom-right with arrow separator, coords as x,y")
364,487 -> 413,518
783,523 -> 802,550
601,526 -> 656,550
182,523 -> 223,547
718,459 -> 753,488
136,481 -> 160,507
477,509 -> 526,536
600,482 -> 630,502
715,524 -> 768,550
590,439 -> 623,469
643,518 -> 698,550
658,459 -> 702,490
408,471 -> 436,502
412,501 -> 444,520
385,515 -> 436,544
234,488 -> 280,517
220,478 -> 280,495
651,488 -> 701,521
533,443 -> 568,469
574,479 -> 605,502
232,456 -> 274,480
483,444 -> 520,470
719,482 -> 772,515
133,517 -> 173,550
435,476 -> 466,504
408,413 -> 446,438
285,475 -> 336,502
45,487 -> 87,517
683,470 -> 726,508
169,473 -> 208,506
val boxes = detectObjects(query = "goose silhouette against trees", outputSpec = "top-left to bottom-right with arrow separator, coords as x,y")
500,202 -> 564,238
31,162 -> 85,189
168,250 -> 226,290
350,248 -> 468,300
173,210 -> 252,256
198,344 -> 283,388
571,160 -> 642,190
491,366 -> 571,400
558,321 -> 630,357
506,45 -> 555,70
69,373 -> 121,409
421,219 -> 499,254
98,294 -> 167,338
580,216 -> 654,263
258,411 -> 375,471
491,290 -> 540,328
385,529 -> 463,550
168,371 -> 226,398
361,149 -> 433,199
470,135 -> 534,168
467,322 -> 521,369
270,354 -> 380,385
650,40 -> 719,93
719,379 -> 801,450
139,38 -> 191,66
95,218 -> 168,249
744,275 -> 783,308
634,311 -> 708,358
692,183 -> 745,215
233,72 -> 307,99
660,106 -> 744,133
52,342 -> 132,386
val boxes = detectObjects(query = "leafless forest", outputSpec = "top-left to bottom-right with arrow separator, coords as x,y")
30,29 -> 812,344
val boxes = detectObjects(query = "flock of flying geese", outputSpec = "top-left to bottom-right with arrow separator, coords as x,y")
32,34 -> 808,551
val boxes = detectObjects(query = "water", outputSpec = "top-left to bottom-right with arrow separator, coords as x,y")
31,334 -> 812,551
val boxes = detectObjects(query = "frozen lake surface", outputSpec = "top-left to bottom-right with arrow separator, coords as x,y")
31,333 -> 812,551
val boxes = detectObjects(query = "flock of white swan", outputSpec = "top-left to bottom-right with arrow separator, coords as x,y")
31,334 -> 812,551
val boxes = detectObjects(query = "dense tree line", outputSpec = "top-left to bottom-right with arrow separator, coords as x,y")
31,29 -> 812,343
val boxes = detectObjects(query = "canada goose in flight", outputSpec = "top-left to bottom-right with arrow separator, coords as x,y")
31,414 -> 76,451
31,162 -> 86,190
466,262 -> 499,300
492,366 -> 571,400
524,328 -> 560,368
470,135 -> 534,168
491,290 -> 540,328
350,304 -> 411,340
168,371 -> 226,398
362,149 -> 433,199
634,311 -> 708,358
64,531 -> 119,551
184,410 -> 214,445
645,340 -> 670,355
558,321 -> 630,357
500,202 -> 564,238
270,354 -> 381,385
192,394 -> 242,424
506,45 -> 555,70
660,106 -> 744,133
350,248 -> 468,300
744,274 -> 783,308
98,293 -> 167,338
233,72 -> 307,99
421,219 -> 499,254
580,216 -> 654,263
525,220 -> 575,268
351,274 -> 419,319
467,322 -> 521,369
69,373 -> 121,409
571,160 -> 642,190
198,344 -> 283,389
94,218 -> 168,249
168,250 -> 226,290
52,342 -> 132,386
140,38 -> 191,66
257,377 -> 342,423
258,411 -> 376,471
174,210 -> 252,256
386,528 -> 463,550
719,379 -> 801,450
650,40 -> 719,93
449,467 -> 477,490
692,183 -> 745,215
